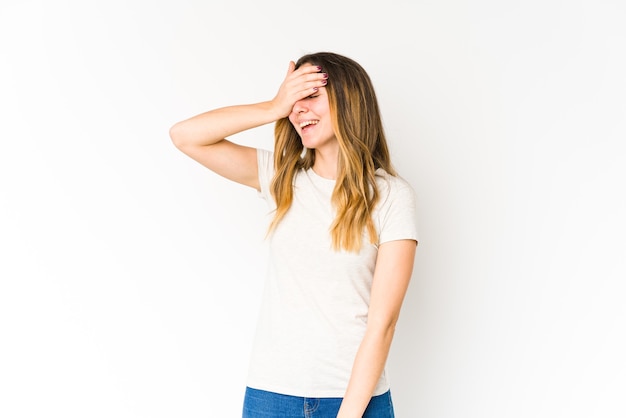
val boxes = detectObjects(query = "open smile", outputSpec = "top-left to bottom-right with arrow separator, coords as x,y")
299,120 -> 319,133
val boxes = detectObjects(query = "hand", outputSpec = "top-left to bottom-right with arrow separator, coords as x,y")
270,61 -> 328,118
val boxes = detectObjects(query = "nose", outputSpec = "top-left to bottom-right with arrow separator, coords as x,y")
292,99 -> 307,114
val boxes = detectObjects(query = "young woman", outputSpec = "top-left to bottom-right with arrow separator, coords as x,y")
170,52 -> 418,418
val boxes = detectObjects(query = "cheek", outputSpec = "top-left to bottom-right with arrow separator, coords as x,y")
314,103 -> 330,118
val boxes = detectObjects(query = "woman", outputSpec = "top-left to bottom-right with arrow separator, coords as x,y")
170,52 -> 418,418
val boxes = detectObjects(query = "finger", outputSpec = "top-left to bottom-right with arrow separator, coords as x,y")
290,73 -> 328,93
296,63 -> 322,76
289,66 -> 326,85
299,80 -> 326,97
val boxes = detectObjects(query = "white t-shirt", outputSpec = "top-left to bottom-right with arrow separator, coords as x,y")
246,149 -> 419,398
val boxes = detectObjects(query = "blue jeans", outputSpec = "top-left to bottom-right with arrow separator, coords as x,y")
242,387 -> 395,418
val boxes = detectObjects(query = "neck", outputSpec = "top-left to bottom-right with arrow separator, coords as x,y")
312,147 -> 338,180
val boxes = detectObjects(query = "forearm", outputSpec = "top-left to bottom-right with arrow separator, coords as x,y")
337,324 -> 395,418
169,101 -> 281,148
170,61 -> 326,150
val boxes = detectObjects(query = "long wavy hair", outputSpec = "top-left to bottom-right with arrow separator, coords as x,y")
269,52 -> 396,252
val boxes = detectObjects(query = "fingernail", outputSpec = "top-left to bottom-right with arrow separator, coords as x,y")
313,87 -> 319,91
321,80 -> 327,85
317,66 -> 322,71
322,73 -> 328,79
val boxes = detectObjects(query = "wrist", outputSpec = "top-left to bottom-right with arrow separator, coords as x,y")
266,98 -> 290,121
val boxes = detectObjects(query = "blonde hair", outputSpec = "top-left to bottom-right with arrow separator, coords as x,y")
269,52 -> 396,252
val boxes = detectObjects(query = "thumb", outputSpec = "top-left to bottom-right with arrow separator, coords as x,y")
286,60 -> 296,76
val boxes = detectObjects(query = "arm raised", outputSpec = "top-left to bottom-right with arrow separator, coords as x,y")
169,62 -> 327,190
170,102 -> 278,190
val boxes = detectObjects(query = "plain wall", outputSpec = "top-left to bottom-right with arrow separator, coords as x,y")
1,0 -> 624,417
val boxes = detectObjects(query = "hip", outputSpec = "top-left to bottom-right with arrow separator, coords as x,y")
242,386 -> 395,418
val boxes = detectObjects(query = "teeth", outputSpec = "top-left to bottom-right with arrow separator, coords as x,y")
300,120 -> 319,128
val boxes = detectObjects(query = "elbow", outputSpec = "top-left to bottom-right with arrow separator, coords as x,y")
384,318 -> 398,337
169,122 -> 185,149
367,316 -> 399,340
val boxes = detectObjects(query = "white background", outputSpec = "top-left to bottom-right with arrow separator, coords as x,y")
1,0 -> 625,417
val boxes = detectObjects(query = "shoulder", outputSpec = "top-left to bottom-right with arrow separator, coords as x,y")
373,169 -> 419,243
257,148 -> 274,166
256,149 -> 275,198
374,169 -> 416,203
257,148 -> 275,177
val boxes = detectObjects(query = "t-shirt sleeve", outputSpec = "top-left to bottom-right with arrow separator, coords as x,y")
376,176 -> 419,245
256,148 -> 275,203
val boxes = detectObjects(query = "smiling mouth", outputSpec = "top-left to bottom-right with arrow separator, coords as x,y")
299,120 -> 319,129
